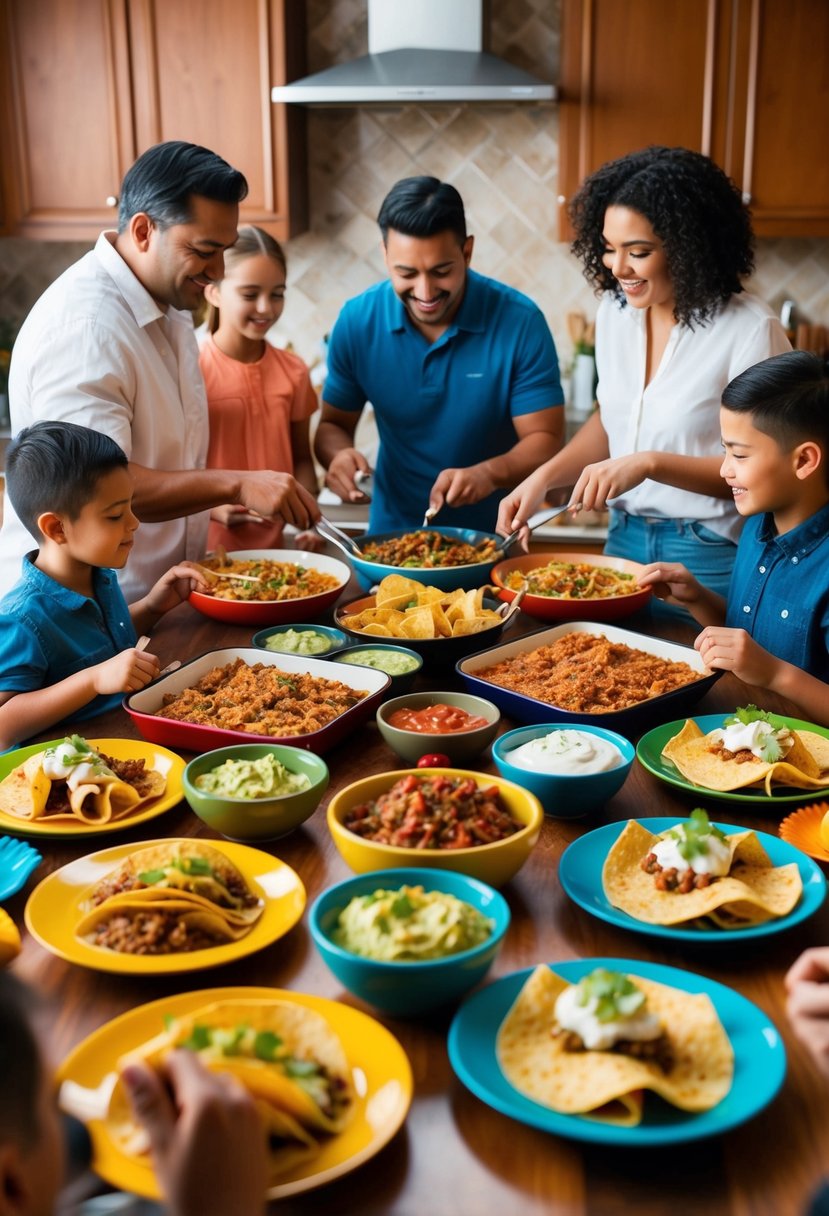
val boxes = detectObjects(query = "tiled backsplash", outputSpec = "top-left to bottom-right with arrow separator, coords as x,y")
1,0 -> 828,382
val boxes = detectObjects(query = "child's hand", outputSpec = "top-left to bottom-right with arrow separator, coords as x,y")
637,562 -> 702,605
92,647 -> 160,695
294,528 -> 325,552
693,626 -> 779,686
143,564 -> 210,616
785,947 -> 829,1082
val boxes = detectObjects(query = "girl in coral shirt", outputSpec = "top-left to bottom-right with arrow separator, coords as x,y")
201,226 -> 322,553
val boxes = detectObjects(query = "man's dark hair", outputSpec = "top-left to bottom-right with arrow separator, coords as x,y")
117,141 -> 248,232
377,176 -> 467,246
0,973 -> 42,1148
569,145 -> 755,327
5,421 -> 128,541
722,350 -> 829,457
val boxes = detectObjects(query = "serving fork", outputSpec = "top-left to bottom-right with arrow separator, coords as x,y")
0,836 -> 42,901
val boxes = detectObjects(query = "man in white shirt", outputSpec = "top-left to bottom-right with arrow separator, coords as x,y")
0,141 -> 319,599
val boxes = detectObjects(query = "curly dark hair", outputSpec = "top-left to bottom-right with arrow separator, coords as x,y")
569,146 -> 755,327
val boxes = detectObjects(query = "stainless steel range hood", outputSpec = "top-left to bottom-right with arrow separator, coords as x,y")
271,0 -> 555,105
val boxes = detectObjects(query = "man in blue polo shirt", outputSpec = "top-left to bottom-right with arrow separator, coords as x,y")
314,176 -> 565,534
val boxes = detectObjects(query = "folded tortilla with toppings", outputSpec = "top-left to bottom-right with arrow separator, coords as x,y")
107,998 -> 354,1181
0,736 -> 165,824
662,710 -> 829,795
75,899 -> 250,954
497,965 -> 733,1125
603,817 -> 802,928
81,841 -> 264,927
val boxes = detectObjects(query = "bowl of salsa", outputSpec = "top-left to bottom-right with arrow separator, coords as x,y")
376,691 -> 500,765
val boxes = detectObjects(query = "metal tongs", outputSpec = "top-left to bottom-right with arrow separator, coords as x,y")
493,501 -> 582,559
315,514 -> 366,559
496,581 -> 528,626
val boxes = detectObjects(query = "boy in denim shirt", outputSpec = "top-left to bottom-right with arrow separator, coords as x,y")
0,421 -> 206,749
639,350 -> 829,725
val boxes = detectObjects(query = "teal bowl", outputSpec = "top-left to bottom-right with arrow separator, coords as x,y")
330,643 -> 423,698
182,744 -> 329,841
349,526 -> 500,592
492,724 -> 634,817
250,622 -> 349,657
309,866 -> 510,1015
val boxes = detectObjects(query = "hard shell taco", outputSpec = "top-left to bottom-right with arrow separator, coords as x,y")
497,965 -> 733,1125
107,998 -> 355,1179
83,840 -> 263,926
0,736 -> 165,824
75,899 -> 250,954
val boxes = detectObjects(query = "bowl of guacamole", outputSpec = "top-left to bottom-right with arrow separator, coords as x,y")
251,623 -> 349,657
332,644 -> 423,697
183,744 -> 329,841
310,866 -> 510,1014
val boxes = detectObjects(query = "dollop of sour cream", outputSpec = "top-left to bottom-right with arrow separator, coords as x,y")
554,983 -> 662,1050
42,740 -> 109,791
652,824 -> 731,876
710,719 -> 793,759
506,729 -> 622,775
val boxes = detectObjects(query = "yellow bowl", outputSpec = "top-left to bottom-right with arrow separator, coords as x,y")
327,768 -> 543,888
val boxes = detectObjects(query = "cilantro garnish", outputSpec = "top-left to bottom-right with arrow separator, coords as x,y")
179,1024 -> 213,1052
576,969 -> 645,1023
283,1058 -> 320,1078
137,868 -> 167,884
391,893 -> 415,919
253,1030 -> 283,1062
724,704 -> 774,727
667,808 -> 727,862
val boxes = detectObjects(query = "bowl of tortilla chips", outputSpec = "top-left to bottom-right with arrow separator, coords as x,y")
334,574 -> 511,668
348,526 -> 502,593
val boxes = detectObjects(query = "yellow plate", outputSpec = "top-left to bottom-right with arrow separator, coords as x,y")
779,801 -> 829,863
24,838 -> 306,975
57,986 -> 413,1200
0,738 -> 184,837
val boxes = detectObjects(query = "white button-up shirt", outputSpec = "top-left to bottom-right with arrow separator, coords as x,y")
0,232 -> 209,600
596,291 -> 790,542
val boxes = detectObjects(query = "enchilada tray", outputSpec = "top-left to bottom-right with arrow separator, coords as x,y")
456,621 -> 721,738
124,647 -> 390,754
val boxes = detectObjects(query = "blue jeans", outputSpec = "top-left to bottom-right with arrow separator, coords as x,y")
604,509 -> 736,623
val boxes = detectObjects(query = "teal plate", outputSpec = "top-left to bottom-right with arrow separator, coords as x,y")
636,713 -> 829,804
559,817 -> 826,941
448,958 -> 786,1145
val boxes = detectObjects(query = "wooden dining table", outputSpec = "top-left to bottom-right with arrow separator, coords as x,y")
8,582 -> 829,1216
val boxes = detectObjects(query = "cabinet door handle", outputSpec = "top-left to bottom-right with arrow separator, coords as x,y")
106,195 -> 118,207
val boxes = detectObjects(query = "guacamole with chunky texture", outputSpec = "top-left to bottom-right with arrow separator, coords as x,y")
264,628 -> 333,655
194,753 -> 311,800
333,884 -> 493,961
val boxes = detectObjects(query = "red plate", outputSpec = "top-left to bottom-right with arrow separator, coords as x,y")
189,550 -> 351,626
124,647 -> 389,754
490,551 -> 651,622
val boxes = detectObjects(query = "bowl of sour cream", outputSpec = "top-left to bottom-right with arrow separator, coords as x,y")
492,724 -> 635,816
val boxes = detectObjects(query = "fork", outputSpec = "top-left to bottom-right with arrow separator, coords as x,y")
0,836 -> 42,901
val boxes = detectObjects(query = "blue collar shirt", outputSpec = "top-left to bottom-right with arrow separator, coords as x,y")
725,502 -> 829,682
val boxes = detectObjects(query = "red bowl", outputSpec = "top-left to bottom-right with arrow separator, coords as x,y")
188,550 -> 351,626
490,551 -> 652,622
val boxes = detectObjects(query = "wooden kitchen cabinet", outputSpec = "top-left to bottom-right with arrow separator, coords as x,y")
558,0 -> 829,239
0,0 -> 307,240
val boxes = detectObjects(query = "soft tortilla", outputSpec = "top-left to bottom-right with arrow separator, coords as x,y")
662,719 -> 829,795
76,899 -> 250,950
84,841 -> 263,927
602,819 -> 802,927
497,965 -> 733,1123
0,744 -> 165,824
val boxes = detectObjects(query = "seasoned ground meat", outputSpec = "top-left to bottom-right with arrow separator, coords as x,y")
640,852 -> 715,892
86,909 -> 224,954
559,1029 -> 674,1073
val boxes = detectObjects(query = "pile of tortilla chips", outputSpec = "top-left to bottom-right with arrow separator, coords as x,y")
497,965 -> 733,1125
108,998 -> 355,1183
76,841 -> 264,953
603,819 -> 803,928
340,574 -> 502,640
662,718 -> 829,795
0,737 -> 165,825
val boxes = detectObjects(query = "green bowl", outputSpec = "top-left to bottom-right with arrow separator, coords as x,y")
182,744 -> 329,841
376,691 -> 500,765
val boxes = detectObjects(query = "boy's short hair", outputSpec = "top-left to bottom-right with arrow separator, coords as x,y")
722,351 -> 829,459
5,421 -> 128,541
377,176 -> 467,246
0,972 -> 42,1148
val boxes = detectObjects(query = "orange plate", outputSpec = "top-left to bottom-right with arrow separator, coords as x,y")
490,551 -> 651,622
779,802 -> 829,863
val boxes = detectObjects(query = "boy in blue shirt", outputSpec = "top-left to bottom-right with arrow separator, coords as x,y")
0,421 -> 207,749
639,350 -> 829,725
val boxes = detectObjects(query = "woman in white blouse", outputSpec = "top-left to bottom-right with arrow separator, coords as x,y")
497,146 -> 790,602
